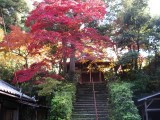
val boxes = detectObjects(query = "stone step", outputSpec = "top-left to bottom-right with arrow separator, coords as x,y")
73,108 -> 107,111
75,100 -> 107,102
78,88 -> 106,90
73,111 -> 108,114
77,89 -> 106,91
77,83 -> 106,86
72,114 -> 107,118
71,117 -> 108,120
73,104 -> 108,107
76,98 -> 107,100
73,108 -> 108,111
77,91 -> 107,95
77,92 -> 108,95
72,114 -> 96,118
72,83 -> 108,120
73,102 -> 107,105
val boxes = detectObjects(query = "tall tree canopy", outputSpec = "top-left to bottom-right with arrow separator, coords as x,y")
0,0 -> 28,30
0,25 -> 58,83
111,0 -> 151,70
26,0 -> 112,78
0,25 -> 35,68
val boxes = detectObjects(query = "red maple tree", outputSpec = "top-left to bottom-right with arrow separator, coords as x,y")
13,61 -> 64,84
25,0 -> 112,79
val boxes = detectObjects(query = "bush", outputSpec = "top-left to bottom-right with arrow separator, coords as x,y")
108,82 -> 141,120
37,77 -> 61,96
0,65 -> 14,82
49,83 -> 76,120
131,71 -> 150,94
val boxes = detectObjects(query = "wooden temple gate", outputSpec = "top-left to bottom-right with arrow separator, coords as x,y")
74,61 -> 110,83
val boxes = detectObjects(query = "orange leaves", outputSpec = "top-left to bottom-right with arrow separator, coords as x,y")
0,26 -> 51,70
0,29 -> 4,42
0,26 -> 33,51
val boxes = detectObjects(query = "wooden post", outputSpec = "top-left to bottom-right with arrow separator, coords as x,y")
80,70 -> 82,84
99,72 -> 102,82
16,106 -> 19,120
35,110 -> 38,120
142,109 -> 145,120
0,103 -> 1,113
90,70 -> 91,83
145,101 -> 148,120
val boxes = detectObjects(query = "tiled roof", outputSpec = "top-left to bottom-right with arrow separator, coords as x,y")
138,92 -> 160,102
0,80 -> 36,102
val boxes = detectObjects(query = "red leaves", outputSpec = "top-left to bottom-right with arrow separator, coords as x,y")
26,0 -> 107,31
23,0 -> 112,78
32,30 -> 61,43
48,74 -> 64,80
25,0 -> 109,52
30,61 -> 50,70
13,61 -> 64,84
13,68 -> 36,83
13,61 -> 48,83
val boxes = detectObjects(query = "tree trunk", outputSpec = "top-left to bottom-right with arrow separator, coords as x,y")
154,48 -> 158,73
24,56 -> 28,68
62,40 -> 67,75
62,57 -> 67,74
69,44 -> 75,81
135,29 -> 140,70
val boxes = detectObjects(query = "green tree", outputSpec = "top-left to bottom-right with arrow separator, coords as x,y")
143,17 -> 160,81
147,18 -> 160,69
113,0 -> 151,70
0,0 -> 28,31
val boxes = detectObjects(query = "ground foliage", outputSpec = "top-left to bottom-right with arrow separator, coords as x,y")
48,83 -> 76,120
108,82 -> 141,120
37,77 -> 62,96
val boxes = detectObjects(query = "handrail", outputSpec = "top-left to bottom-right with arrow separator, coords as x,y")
93,82 -> 98,120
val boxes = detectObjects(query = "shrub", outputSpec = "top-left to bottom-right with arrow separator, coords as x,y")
108,82 -> 141,120
131,71 -> 150,94
0,65 -> 14,82
49,83 -> 76,120
37,77 -> 61,96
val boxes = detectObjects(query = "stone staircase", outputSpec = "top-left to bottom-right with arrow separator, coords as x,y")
72,83 -> 108,120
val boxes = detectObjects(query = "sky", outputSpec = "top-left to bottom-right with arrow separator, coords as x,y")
26,0 -> 160,17
148,0 -> 160,16
24,0 -> 42,10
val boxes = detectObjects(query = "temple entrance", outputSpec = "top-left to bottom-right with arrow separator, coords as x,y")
75,61 -> 108,84
68,60 -> 110,84
80,71 -> 104,83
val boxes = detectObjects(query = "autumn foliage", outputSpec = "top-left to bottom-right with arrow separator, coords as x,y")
13,61 -> 64,84
0,0 -> 112,83
26,0 -> 111,60
0,26 -> 33,52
